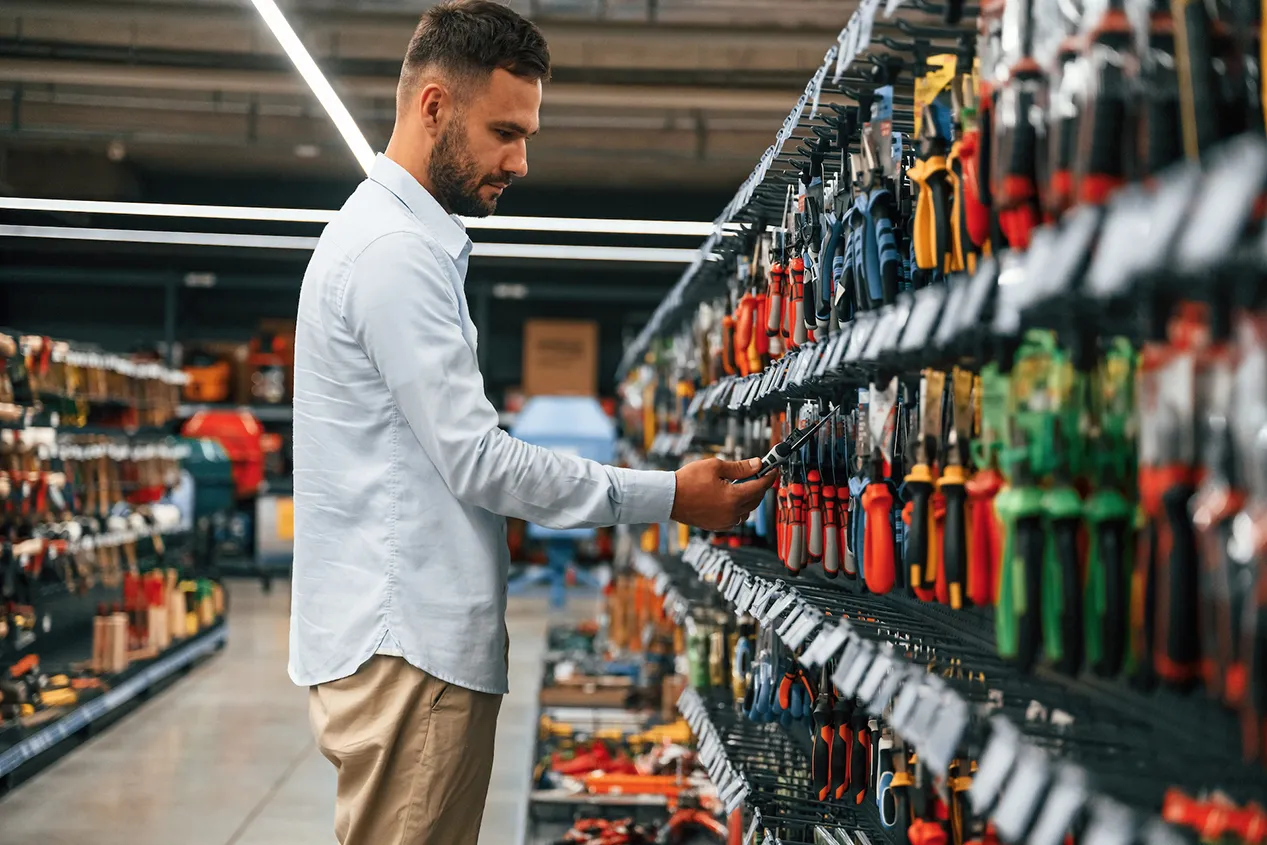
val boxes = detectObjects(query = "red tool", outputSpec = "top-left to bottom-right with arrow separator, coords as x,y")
966,468 -> 1004,606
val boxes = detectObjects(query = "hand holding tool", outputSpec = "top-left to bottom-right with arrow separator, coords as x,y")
733,407 -> 838,483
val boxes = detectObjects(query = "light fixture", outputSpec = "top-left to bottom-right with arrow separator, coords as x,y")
0,197 -> 717,236
0,224 -> 698,263
249,0 -> 375,174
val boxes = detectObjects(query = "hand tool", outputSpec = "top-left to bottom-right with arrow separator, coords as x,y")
820,420 -> 842,578
864,378 -> 901,594
735,290 -> 757,377
1231,306 -> 1266,757
769,229 -> 788,357
905,371 -> 944,602
1083,338 -> 1136,677
779,663 -> 816,725
941,368 -> 975,610
808,416 -> 826,566
1191,318 -> 1246,703
850,704 -> 872,805
992,0 -> 1043,250
812,663 -> 835,801
1138,306 -> 1202,689
833,694 -> 854,800
1173,0 -> 1235,159
970,364 -> 1009,607
1141,0 -> 1185,177
851,402 -> 873,584
733,406 -> 838,483
995,430 -> 1045,670
1045,26 -> 1081,217
911,102 -> 955,274
948,51 -> 979,273
1075,0 -> 1135,206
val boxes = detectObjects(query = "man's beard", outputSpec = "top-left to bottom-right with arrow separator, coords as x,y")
428,121 -> 512,218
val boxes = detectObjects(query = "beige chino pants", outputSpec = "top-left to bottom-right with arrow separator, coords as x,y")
309,655 -> 502,845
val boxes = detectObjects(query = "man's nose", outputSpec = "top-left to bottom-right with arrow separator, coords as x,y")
504,140 -> 528,179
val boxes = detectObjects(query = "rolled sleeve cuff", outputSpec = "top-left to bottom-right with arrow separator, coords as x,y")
613,468 -> 677,525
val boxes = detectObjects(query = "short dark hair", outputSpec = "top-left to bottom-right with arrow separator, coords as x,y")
398,0 -> 550,107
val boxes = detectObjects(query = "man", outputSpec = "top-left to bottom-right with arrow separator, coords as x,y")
289,2 -> 774,843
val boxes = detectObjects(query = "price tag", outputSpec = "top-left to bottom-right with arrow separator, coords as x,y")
920,690 -> 969,777
735,581 -> 757,615
1141,820 -> 1187,845
764,592 -> 798,625
750,583 -> 779,619
904,677 -> 949,748
1027,765 -> 1089,845
867,662 -> 904,715
746,811 -> 763,845
890,674 -> 925,733
884,0 -> 906,17
833,22 -> 854,82
1082,800 -> 1137,845
838,639 -> 875,696
857,0 -> 878,54
800,622 -> 851,668
653,572 -> 670,596
992,746 -> 1051,843
777,604 -> 807,640
970,716 -> 1021,815
785,607 -> 823,649
857,648 -> 892,703
725,782 -> 750,815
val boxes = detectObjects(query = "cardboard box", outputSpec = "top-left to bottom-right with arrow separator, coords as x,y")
522,320 -> 598,397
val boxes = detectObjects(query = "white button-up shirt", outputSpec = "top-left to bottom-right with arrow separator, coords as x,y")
288,155 -> 676,693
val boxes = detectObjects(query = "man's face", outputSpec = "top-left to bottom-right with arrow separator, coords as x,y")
429,68 -> 541,217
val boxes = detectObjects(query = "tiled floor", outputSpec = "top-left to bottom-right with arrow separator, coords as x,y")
0,578 -> 589,845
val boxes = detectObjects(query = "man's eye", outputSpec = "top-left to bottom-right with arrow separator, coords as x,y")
497,130 -> 516,141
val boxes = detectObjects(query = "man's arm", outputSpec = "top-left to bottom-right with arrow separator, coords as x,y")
341,231 -> 675,529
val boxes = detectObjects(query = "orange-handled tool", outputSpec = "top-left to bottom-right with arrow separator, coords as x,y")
824,484 -> 841,578
966,468 -> 1004,606
808,469 -> 824,564
720,313 -> 737,376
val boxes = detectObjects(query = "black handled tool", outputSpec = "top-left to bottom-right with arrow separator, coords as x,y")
733,406 -> 839,483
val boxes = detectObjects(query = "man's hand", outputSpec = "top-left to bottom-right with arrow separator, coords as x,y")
670,457 -> 778,531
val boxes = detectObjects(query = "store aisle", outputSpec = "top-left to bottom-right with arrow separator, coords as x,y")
0,578 -> 583,845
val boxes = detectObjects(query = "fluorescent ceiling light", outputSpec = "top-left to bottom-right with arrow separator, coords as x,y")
0,225 -> 697,263
249,0 -> 375,174
0,197 -> 717,236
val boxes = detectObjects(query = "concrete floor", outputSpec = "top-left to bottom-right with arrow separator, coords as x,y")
0,578 -> 590,845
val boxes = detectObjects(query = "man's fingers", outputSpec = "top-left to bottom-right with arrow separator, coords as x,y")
716,457 -> 764,480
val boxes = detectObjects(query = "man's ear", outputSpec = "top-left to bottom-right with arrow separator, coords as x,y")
417,83 -> 447,137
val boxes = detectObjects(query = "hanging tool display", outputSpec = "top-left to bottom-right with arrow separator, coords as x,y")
620,0 -> 1267,838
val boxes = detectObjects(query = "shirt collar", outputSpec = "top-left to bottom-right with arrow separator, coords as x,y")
369,154 -> 471,260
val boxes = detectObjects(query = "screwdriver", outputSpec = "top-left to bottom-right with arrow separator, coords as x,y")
822,424 -> 842,578
905,372 -> 943,602
1076,0 -> 1134,206
732,406 -> 838,483
994,0 -> 1043,250
941,368 -> 975,610
995,432 -> 1045,671
1077,339 -> 1135,676
864,378 -> 901,595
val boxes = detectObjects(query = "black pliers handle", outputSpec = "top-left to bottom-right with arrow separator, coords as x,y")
733,406 -> 839,484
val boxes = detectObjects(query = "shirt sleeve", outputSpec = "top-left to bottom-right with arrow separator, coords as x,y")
341,230 -> 675,528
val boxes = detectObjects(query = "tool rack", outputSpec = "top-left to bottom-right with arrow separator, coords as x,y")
616,0 -> 1267,839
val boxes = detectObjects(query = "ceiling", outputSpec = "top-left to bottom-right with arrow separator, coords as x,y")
0,0 -> 856,199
